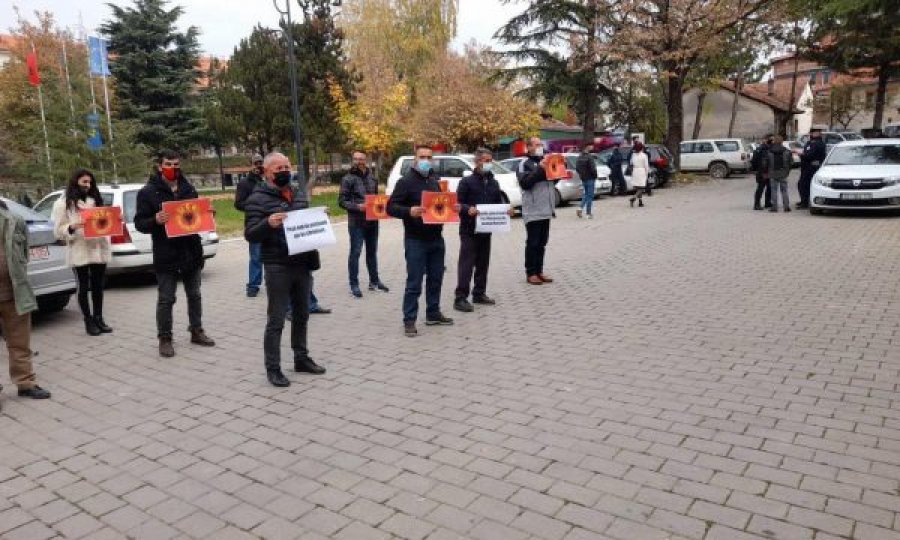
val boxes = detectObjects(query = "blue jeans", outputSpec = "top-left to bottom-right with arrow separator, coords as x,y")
403,237 -> 445,323
348,224 -> 380,288
247,242 -> 263,293
580,180 -> 596,214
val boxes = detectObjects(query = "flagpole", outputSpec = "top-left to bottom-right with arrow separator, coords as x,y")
61,40 -> 76,124
31,42 -> 54,190
99,40 -> 118,182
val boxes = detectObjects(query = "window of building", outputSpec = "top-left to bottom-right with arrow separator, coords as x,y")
809,72 -> 817,85
822,70 -> 831,85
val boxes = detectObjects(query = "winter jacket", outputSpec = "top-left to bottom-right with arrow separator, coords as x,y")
608,149 -> 626,181
751,143 -> 769,175
235,170 -> 264,211
801,138 -> 827,170
387,167 -> 444,241
630,152 -> 650,188
516,155 -> 555,224
243,181 -> 319,268
765,145 -> 793,182
0,201 -> 37,315
575,152 -> 598,181
51,196 -> 112,267
339,167 -> 379,228
134,173 -> 205,273
457,169 -> 503,236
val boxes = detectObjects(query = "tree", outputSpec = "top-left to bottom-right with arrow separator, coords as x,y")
808,0 -> 900,129
101,0 -> 204,153
329,80 -> 409,166
813,84 -> 871,129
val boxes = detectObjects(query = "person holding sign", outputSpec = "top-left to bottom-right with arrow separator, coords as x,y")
387,145 -> 458,337
51,169 -> 114,336
244,152 -> 326,388
516,137 -> 556,286
339,150 -> 388,298
135,150 -> 216,358
453,148 -> 511,313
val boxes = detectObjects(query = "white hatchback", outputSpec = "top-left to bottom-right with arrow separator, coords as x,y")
810,139 -> 900,214
34,183 -> 219,274
498,157 -> 583,207
386,155 -> 522,209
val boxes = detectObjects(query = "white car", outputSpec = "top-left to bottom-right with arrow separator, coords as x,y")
386,155 -> 522,208
810,139 -> 900,214
34,183 -> 219,274
498,157 -> 582,207
679,138 -> 752,178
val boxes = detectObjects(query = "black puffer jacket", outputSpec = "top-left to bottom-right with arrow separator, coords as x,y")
339,167 -> 378,227
243,181 -> 319,268
134,174 -> 204,273
234,170 -> 263,211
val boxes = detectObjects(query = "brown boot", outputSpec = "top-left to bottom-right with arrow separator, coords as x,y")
159,337 -> 175,358
189,327 -> 216,347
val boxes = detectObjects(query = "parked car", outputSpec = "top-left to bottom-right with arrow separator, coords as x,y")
561,153 -> 613,196
799,130 -> 863,152
679,138 -> 752,178
882,123 -> 900,138
497,156 -> 581,207
594,147 -> 659,192
809,139 -> 900,214
33,183 -> 219,275
386,155 -> 523,209
1,197 -> 76,313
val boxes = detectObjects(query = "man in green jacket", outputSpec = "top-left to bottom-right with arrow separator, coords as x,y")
0,200 -> 51,409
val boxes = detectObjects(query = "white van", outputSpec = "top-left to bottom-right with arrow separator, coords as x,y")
386,155 -> 523,208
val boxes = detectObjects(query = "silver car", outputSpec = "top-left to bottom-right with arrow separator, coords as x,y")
0,197 -> 76,313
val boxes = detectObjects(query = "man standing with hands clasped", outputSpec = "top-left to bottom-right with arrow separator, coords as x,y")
339,150 -> 388,298
388,144 -> 458,337
454,148 -> 512,313
517,136 -> 555,285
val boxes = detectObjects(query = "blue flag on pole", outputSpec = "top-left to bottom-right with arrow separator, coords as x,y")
88,36 -> 110,76
87,113 -> 103,150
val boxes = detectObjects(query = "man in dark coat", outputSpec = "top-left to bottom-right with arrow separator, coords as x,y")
134,150 -> 216,358
339,150 -> 388,298
608,143 -> 627,196
751,134 -> 773,210
235,154 -> 265,297
244,152 -> 326,387
798,127 -> 827,209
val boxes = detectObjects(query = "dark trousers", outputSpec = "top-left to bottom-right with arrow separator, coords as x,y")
156,267 -> 202,338
264,264 -> 311,371
754,179 -> 771,208
525,219 -> 550,277
610,171 -> 626,195
798,166 -> 816,206
247,242 -> 263,293
455,233 -> 491,300
348,224 -> 380,288
403,237 -> 445,323
74,263 -> 106,319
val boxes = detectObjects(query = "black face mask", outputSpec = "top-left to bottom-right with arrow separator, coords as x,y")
273,171 -> 292,188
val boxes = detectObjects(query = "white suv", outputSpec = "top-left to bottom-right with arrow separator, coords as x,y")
386,155 -> 522,208
679,138 -> 751,178
34,183 -> 219,274
809,139 -> 900,214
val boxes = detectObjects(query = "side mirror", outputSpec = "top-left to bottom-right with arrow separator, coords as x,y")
462,170 -> 473,177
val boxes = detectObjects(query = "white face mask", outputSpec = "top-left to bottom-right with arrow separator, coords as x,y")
533,146 -> 544,157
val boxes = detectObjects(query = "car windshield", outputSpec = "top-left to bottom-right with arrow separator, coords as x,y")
1,198 -> 47,222
825,144 -> 900,165
841,133 -> 863,141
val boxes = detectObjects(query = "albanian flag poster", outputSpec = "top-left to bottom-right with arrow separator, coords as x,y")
162,198 -> 216,238
543,153 -> 568,181
80,206 -> 123,238
421,191 -> 459,224
365,194 -> 391,221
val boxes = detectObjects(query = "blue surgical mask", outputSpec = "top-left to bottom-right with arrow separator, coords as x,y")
481,163 -> 494,173
416,159 -> 432,174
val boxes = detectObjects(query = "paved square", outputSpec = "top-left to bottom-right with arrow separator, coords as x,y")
2,174 -> 899,539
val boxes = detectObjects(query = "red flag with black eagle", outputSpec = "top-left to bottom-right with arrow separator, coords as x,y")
26,51 -> 41,86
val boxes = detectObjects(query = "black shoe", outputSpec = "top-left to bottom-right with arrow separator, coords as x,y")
350,286 -> 363,298
310,306 -> 331,314
18,386 -> 51,399
629,198 -> 635,207
426,313 -> 454,326
404,322 -> 417,337
294,357 -> 326,374
753,205 -> 762,211
189,327 -> 216,347
246,289 -> 259,298
784,208 -> 791,213
473,295 -> 496,305
454,298 -> 474,312
638,200 -> 644,207
159,337 -> 175,358
770,209 -> 778,212
94,317 -> 113,333
84,317 -> 101,336
370,282 -> 390,292
267,370 -> 290,387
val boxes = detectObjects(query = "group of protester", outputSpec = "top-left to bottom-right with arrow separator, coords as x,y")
751,127 -> 828,212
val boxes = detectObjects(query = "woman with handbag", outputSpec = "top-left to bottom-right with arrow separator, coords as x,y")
51,169 -> 113,335
629,143 -> 650,208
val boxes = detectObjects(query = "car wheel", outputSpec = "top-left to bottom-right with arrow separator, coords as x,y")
809,207 -> 824,215
552,188 -> 563,208
37,293 -> 71,314
709,162 -> 729,179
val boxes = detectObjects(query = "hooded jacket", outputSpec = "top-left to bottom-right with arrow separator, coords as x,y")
134,173 -> 204,273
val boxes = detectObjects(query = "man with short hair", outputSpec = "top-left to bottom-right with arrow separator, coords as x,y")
339,150 -> 388,298
575,142 -> 598,218
244,152 -> 326,387
135,150 -> 216,358
798,127 -> 827,209
608,142 -> 627,196
388,144 -> 456,337
766,134 -> 793,213
235,154 -> 265,297
751,134 -> 773,210
517,137 -> 555,286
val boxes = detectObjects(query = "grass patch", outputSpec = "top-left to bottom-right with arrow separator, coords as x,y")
211,191 -> 347,238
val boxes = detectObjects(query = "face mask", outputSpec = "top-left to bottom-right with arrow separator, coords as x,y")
273,171 -> 292,188
481,163 -> 494,173
161,167 -> 178,182
416,159 -> 432,174
533,146 -> 544,157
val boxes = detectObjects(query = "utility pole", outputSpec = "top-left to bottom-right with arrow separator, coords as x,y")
272,0 -> 307,195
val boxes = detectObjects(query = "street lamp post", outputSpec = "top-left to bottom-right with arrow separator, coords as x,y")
272,0 -> 307,194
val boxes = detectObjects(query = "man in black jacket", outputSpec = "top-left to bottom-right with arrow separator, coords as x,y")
339,150 -> 388,298
387,145 -> 457,337
244,152 -> 326,387
798,127 -> 827,209
575,143 -> 598,218
454,148 -> 512,313
235,154 -> 264,297
134,150 -> 216,358
608,143 -> 627,196
751,135 -> 773,210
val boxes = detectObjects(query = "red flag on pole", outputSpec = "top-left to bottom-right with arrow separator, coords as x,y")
26,51 -> 40,86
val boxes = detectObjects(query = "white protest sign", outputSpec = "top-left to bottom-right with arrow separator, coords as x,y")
283,207 -> 336,255
475,204 -> 511,233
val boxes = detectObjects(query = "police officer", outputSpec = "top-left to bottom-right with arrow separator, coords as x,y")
797,127 -> 827,209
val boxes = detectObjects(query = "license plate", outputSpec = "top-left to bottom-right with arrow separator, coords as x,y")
29,246 -> 50,261
840,193 -> 872,200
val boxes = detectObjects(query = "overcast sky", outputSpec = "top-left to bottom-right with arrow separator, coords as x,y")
4,0 -> 522,56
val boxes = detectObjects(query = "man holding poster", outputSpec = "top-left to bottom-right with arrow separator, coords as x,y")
244,152 -> 326,388
388,145 -> 458,337
454,148 -> 511,313
516,137 -> 556,286
135,150 -> 216,358
339,150 -> 388,298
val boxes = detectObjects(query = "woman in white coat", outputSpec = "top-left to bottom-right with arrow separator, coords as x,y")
51,169 -> 113,336
629,142 -> 650,208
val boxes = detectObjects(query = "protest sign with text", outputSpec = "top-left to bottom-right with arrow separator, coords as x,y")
475,204 -> 512,233
283,207 -> 336,255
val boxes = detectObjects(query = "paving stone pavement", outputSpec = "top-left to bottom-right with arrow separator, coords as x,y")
2,173 -> 900,540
